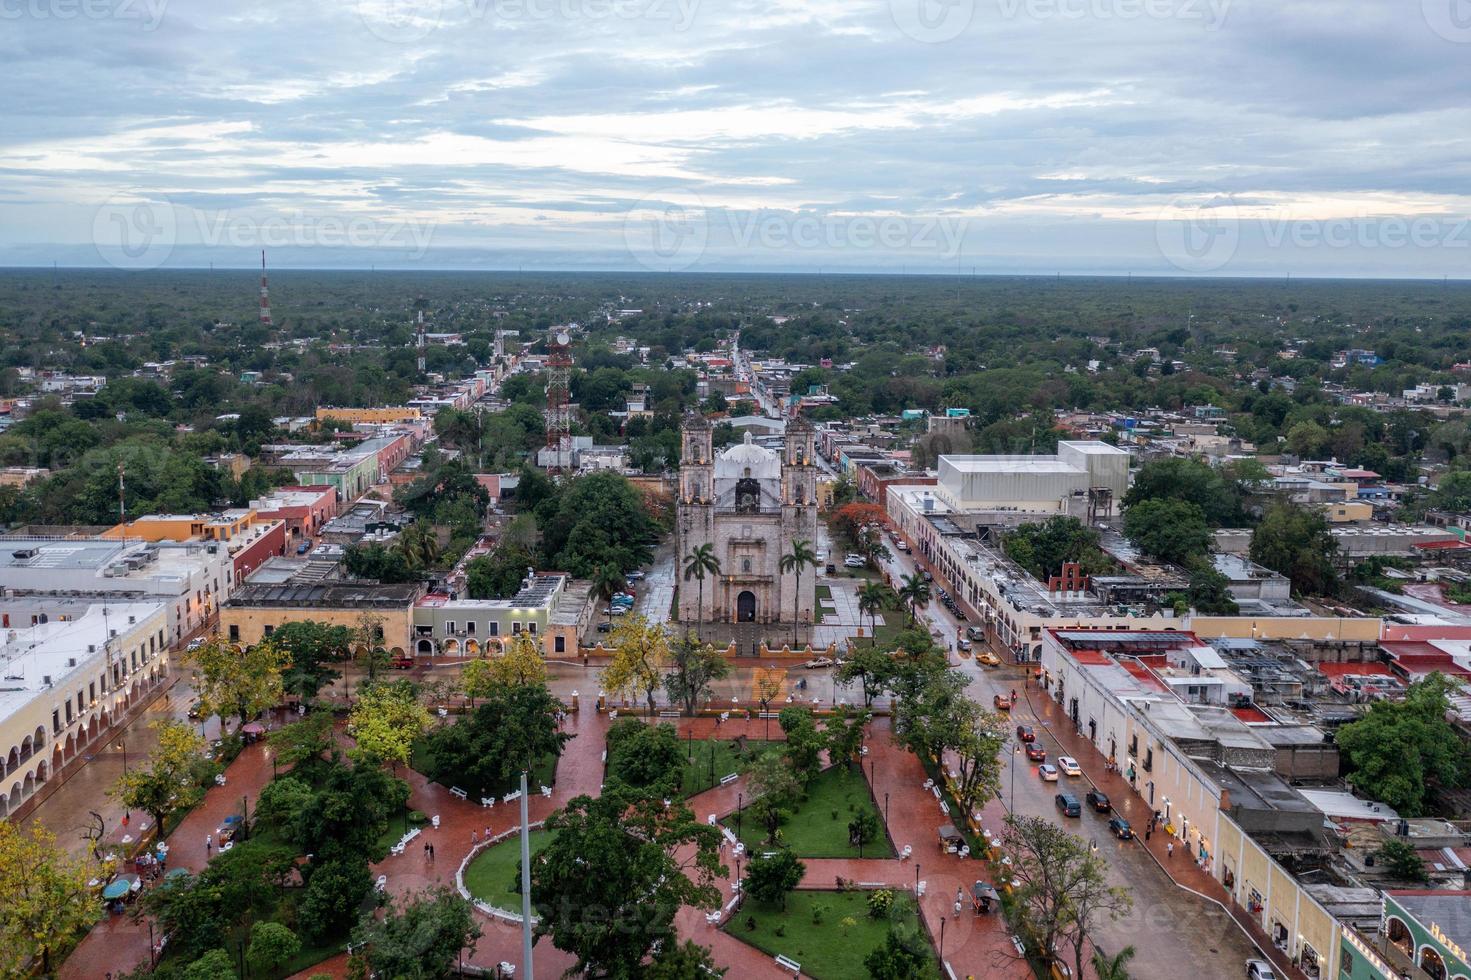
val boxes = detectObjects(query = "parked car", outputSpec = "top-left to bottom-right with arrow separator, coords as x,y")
966,625 -> 985,640
825,563 -> 836,575
625,570 -> 645,581
1085,789 -> 1111,813
187,700 -> 203,719
604,606 -> 629,617
596,621 -> 613,632
1107,816 -> 1133,839
1025,743 -> 1047,762
993,694 -> 1012,711
1055,793 -> 1081,817
186,637 -> 205,651
802,656 -> 834,669
895,540 -> 909,553
1057,756 -> 1081,777
956,636 -> 972,652
844,555 -> 866,568
1038,764 -> 1059,781
390,654 -> 415,670
1016,724 -> 1035,742
296,540 -> 311,555
1245,961 -> 1278,980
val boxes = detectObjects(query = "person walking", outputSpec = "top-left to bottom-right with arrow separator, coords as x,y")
424,841 -> 431,859
1166,841 -> 1175,860
1145,823 -> 1152,842
471,829 -> 479,846
205,834 -> 212,856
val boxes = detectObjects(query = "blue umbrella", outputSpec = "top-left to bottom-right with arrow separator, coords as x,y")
101,879 -> 131,900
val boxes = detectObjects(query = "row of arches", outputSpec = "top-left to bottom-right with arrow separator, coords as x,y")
1386,916 -> 1468,980
1,665 -> 166,819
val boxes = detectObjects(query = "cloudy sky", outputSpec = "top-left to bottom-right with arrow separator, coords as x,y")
2,0 -> 1470,275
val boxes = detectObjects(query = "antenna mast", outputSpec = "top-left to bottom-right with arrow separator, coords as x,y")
259,250 -> 273,328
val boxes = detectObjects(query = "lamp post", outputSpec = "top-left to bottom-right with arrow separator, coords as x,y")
915,863 -> 920,894
736,793 -> 743,842
940,915 -> 946,958
118,737 -> 131,821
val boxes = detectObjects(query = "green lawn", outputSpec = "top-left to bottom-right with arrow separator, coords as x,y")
731,766 -> 894,859
462,829 -> 555,914
677,738 -> 778,797
730,890 -> 934,980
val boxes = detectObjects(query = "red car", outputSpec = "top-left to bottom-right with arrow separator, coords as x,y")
1016,725 -> 1035,743
1025,743 -> 1047,762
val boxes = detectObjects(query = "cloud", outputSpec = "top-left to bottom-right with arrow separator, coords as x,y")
1,0 -> 1469,274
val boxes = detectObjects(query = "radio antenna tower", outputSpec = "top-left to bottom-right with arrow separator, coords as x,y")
544,328 -> 573,474
258,250 -> 273,328
416,310 -> 427,375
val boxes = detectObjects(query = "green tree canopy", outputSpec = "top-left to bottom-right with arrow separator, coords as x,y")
1249,502 -> 1339,595
1123,456 -> 1244,526
1336,673 -> 1468,815
1122,498 -> 1212,565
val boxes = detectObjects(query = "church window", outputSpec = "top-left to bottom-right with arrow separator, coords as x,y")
742,558 -> 751,573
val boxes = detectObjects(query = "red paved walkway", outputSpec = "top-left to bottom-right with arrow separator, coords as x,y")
61,741 -> 278,979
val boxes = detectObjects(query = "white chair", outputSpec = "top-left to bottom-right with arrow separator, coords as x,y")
916,880 -> 926,897
375,874 -> 388,892
901,844 -> 913,861
960,845 -> 970,859
540,785 -> 552,798
482,797 -> 495,808
431,814 -> 440,829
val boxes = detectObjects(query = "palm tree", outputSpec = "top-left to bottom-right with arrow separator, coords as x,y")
897,572 -> 931,627
398,520 -> 440,570
778,539 -> 819,646
856,581 -> 895,646
592,564 -> 626,632
1092,946 -> 1136,980
682,543 -> 722,634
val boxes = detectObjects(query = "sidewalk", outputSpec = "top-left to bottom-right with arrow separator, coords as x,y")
1024,687 -> 1307,980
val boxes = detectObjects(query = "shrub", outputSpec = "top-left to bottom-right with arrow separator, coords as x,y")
811,901 -> 828,925
408,810 -> 427,824
868,888 -> 895,918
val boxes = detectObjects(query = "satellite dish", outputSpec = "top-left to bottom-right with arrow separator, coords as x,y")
555,331 -> 570,346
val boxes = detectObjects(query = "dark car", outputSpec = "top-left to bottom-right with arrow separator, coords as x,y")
1025,743 -> 1047,762
1085,789 -> 1111,813
1108,816 -> 1133,839
1016,725 -> 1035,742
1055,793 -> 1081,817
596,621 -> 613,632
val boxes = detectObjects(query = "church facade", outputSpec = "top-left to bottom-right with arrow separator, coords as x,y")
676,413 -> 819,627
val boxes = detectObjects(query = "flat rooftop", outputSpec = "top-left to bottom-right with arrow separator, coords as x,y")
1,602 -> 163,724
227,582 -> 420,609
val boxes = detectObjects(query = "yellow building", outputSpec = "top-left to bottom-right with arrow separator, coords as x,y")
1324,500 -> 1374,523
219,582 -> 421,653
315,406 -> 422,425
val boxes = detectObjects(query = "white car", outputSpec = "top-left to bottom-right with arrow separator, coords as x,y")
843,556 -> 866,568
1057,757 -> 1082,777
1038,764 -> 1059,782
1245,961 -> 1277,980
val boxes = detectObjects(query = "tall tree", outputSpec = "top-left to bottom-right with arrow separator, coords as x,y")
423,682 -> 571,798
744,848 -> 805,910
601,614 -> 670,715
837,645 -> 896,707
744,750 -> 802,842
1003,814 -> 1132,980
110,719 -> 208,832
185,637 -> 290,732
1250,501 -> 1340,596
349,680 -> 431,773
1122,498 -> 1212,565
896,572 -> 931,627
857,580 -> 896,644
0,821 -> 98,975
352,886 -> 482,978
532,788 -> 724,977
271,620 -> 352,706
664,629 -> 732,716
682,542 -> 722,631
779,538 -> 819,644
1335,672 -> 1468,815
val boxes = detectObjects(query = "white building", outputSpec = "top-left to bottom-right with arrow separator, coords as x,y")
1,599 -> 167,818
0,537 -> 234,644
932,441 -> 1129,514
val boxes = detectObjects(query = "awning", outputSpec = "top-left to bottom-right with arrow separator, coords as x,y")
938,823 -> 963,842
241,722 -> 265,735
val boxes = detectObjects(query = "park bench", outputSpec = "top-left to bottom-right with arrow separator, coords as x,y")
774,954 -> 801,975
503,790 -> 522,805
719,773 -> 740,787
449,786 -> 468,800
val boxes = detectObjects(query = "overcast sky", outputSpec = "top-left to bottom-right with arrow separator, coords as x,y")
3,0 -> 1469,276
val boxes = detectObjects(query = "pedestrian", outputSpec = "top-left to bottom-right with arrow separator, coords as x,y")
1167,841 -> 1174,860
424,841 -> 431,858
430,843 -> 436,860
205,834 -> 212,855
1145,824 -> 1152,842
472,829 -> 479,845
484,825 -> 491,840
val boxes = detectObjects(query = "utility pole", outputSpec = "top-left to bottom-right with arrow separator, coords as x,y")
520,769 -> 534,979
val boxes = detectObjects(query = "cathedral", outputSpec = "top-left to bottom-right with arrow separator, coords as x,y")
676,413 -> 819,627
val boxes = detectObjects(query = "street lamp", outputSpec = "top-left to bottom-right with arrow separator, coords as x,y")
736,793 -> 743,841
915,863 -> 920,894
940,915 -> 946,958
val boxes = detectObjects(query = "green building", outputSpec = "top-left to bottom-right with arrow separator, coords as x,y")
1340,891 -> 1471,980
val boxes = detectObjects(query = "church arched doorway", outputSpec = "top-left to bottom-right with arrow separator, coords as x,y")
737,591 -> 757,622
